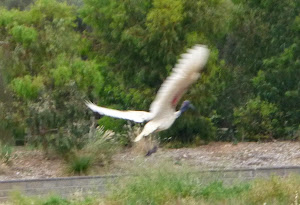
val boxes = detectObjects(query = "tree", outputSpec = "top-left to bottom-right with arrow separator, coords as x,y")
219,0 -> 300,139
81,0 -> 233,142
0,0 -> 104,151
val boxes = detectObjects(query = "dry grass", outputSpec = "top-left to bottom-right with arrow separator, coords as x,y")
104,162 -> 248,205
245,174 -> 300,204
103,164 -> 300,205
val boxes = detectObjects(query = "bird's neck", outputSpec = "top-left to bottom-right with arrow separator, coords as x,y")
175,111 -> 181,118
175,109 -> 186,118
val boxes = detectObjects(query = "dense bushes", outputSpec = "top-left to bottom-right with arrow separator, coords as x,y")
0,0 -> 299,150
80,0 -> 233,143
234,97 -> 281,141
220,0 -> 300,140
0,0 -> 103,153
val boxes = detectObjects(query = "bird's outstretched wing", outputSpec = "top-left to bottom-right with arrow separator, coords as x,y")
85,101 -> 153,123
150,45 -> 209,117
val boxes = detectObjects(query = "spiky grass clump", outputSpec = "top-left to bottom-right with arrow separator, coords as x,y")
68,155 -> 92,175
83,126 -> 119,167
66,127 -> 120,175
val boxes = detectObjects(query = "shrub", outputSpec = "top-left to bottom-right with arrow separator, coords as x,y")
68,154 -> 92,175
65,126 -> 120,175
234,97 -> 281,141
0,0 -> 102,151
0,142 -> 14,164
10,25 -> 38,47
10,75 -> 44,100
25,85 -> 91,156
160,115 -> 216,144
82,126 -> 119,167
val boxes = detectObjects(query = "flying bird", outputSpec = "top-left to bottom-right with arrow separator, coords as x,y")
86,45 -> 209,142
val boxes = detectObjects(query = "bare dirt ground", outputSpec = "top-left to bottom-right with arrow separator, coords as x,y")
1,141 -> 300,180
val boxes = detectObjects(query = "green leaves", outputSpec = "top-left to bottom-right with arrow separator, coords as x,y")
0,0 -> 105,150
146,0 -> 184,32
10,75 -> 44,100
1,0 -> 299,147
10,25 -> 38,47
234,97 -> 281,141
252,44 -> 300,135
51,55 -> 104,97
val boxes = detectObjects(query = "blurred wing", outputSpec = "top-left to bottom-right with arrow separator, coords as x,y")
150,45 -> 209,116
86,102 -> 153,123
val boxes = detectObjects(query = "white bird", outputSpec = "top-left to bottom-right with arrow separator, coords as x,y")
86,45 -> 209,142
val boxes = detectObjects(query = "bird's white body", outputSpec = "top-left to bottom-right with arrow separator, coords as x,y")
86,45 -> 210,142
134,110 -> 178,142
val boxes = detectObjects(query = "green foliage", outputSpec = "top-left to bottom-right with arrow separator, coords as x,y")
146,0 -> 184,32
80,0 -> 232,142
0,0 -> 104,152
0,101 -> 26,144
50,55 -> 104,96
0,142 -> 14,163
222,0 -> 299,70
10,191 -> 99,205
51,67 -> 72,88
108,168 -> 199,204
81,127 -> 119,167
199,181 -> 249,200
81,0 -> 231,89
7,172 -> 300,205
217,0 -> 300,140
10,25 -> 38,47
161,115 -> 216,143
246,175 -> 300,204
42,196 -> 69,205
25,85 -> 91,154
0,0 -> 299,148
0,102 -> 12,140
106,167 -> 300,205
252,44 -> 300,137
10,75 -> 44,100
98,117 -> 126,134
106,173 -> 300,204
234,97 -> 281,141
0,0 -> 35,10
107,166 -> 249,204
66,127 -> 119,175
68,154 -> 92,175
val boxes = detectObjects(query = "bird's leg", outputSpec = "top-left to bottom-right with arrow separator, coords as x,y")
145,134 -> 158,157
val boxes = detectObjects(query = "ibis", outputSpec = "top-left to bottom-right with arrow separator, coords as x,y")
86,45 -> 209,142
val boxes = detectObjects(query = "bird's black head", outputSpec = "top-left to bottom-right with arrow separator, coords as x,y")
180,100 -> 195,113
